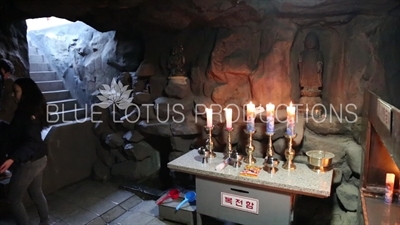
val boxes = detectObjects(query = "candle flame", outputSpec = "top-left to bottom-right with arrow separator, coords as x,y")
289,102 -> 293,107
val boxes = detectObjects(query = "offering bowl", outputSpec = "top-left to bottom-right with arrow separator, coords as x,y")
306,150 -> 334,173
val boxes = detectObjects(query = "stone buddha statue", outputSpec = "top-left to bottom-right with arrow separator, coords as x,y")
298,32 -> 324,98
168,45 -> 186,77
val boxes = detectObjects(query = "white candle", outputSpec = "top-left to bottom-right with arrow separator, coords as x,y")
224,108 -> 232,129
266,103 -> 275,116
315,108 -> 321,117
246,101 -> 255,132
266,103 -> 275,134
206,108 -> 213,128
246,101 -> 255,118
286,102 -> 296,136
385,173 -> 395,204
306,106 -> 309,117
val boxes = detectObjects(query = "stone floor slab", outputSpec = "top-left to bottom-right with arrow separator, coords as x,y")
84,198 -> 118,216
101,205 -> 126,223
110,211 -> 155,225
61,208 -> 98,225
46,200 -> 82,221
103,189 -> 134,204
86,216 -> 107,225
119,195 -> 142,211
84,182 -> 119,199
133,200 -> 159,217
67,192 -> 104,208
147,218 -> 181,225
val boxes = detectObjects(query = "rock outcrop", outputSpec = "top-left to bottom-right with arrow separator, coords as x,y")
0,21 -> 29,78
0,2 -> 397,224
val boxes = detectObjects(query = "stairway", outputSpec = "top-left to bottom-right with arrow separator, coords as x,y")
28,45 -> 86,125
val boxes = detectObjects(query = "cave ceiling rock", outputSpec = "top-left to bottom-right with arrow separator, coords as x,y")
3,0 -> 396,31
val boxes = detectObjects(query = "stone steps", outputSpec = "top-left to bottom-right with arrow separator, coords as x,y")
43,90 -> 71,102
29,54 -> 45,63
47,99 -> 80,112
48,108 -> 87,124
30,62 -> 50,71
28,43 -> 87,125
30,71 -> 57,81
28,46 -> 38,54
36,80 -> 64,92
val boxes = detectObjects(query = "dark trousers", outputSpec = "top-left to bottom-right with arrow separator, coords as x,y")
0,122 -> 8,164
8,156 -> 49,225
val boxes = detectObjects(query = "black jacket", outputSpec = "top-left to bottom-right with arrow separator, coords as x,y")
3,112 -> 47,163
0,79 -> 18,123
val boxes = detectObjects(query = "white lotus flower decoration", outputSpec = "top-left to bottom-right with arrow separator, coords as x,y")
97,78 -> 133,110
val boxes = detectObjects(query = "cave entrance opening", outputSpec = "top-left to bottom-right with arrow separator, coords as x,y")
26,16 -> 73,31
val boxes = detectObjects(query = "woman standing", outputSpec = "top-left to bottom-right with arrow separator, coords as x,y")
0,77 -> 50,225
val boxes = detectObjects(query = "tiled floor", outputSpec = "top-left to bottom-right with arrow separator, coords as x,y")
0,179 -> 179,225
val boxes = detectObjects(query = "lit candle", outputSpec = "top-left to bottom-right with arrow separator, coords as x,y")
246,101 -> 255,117
224,108 -> 232,130
206,108 -> 213,128
266,103 -> 275,134
385,173 -> 395,204
305,105 -> 309,117
314,108 -> 321,118
286,102 -> 296,136
246,101 -> 255,132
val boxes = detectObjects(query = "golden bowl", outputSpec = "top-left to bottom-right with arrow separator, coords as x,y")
306,150 -> 335,172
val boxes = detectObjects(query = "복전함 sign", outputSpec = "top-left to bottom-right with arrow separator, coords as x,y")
221,192 -> 259,214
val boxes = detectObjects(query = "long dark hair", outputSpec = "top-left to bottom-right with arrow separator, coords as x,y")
14,78 -> 49,129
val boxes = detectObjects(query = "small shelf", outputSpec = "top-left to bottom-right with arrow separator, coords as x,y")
361,190 -> 400,225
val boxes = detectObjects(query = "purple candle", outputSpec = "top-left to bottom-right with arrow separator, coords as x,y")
246,102 -> 255,132
266,103 -> 275,134
286,102 -> 296,136
247,116 -> 255,132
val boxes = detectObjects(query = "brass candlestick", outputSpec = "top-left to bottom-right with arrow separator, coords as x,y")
243,129 -> 256,165
282,133 -> 297,170
224,128 -> 234,159
224,128 -> 241,167
205,125 -> 216,158
264,132 -> 279,173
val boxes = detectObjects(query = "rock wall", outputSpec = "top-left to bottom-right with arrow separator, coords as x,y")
25,13 -> 400,186
295,121 -> 363,224
26,12 -> 400,113
27,21 -> 144,106
140,14 -> 400,112
0,20 -> 29,171
0,2 -> 398,222
43,121 -> 97,194
376,11 -> 400,108
6,0 -> 399,32
0,21 -> 29,78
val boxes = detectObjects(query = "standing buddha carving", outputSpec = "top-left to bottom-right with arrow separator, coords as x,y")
168,45 -> 186,77
298,32 -> 324,97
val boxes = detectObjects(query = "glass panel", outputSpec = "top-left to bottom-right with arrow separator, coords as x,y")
366,127 -> 400,189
